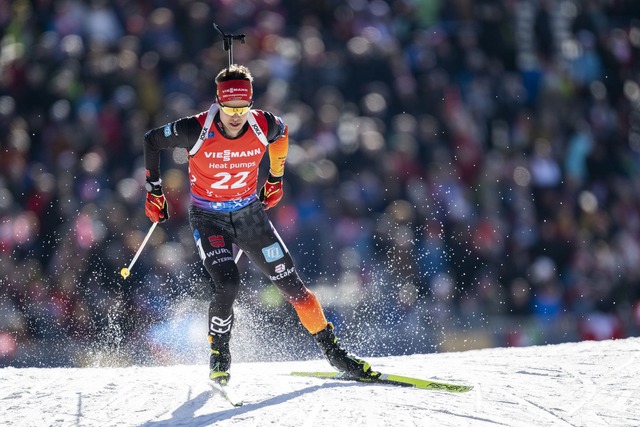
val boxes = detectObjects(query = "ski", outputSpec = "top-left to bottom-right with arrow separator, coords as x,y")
290,371 -> 473,393
209,381 -> 244,407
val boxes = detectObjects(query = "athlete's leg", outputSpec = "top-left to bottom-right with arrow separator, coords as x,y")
189,207 -> 239,382
231,201 -> 373,376
232,201 -> 329,334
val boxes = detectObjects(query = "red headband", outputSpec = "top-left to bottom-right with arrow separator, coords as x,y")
216,79 -> 253,103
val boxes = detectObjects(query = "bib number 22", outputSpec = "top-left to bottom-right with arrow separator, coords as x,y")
211,172 -> 249,189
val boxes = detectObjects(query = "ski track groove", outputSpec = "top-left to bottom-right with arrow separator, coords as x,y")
494,365 -> 574,427
565,350 -> 638,425
565,365 -> 599,418
433,408 -> 511,427
513,395 -> 576,427
610,357 -> 638,411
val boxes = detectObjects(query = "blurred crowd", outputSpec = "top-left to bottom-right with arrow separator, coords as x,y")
2,0 -> 640,367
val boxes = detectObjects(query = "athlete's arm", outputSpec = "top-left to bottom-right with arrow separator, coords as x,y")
143,116 -> 202,182
263,112 -> 288,177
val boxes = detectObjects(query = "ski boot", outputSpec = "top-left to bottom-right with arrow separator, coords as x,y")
209,333 -> 231,385
314,323 -> 374,378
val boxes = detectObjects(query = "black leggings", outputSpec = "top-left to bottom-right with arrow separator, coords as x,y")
189,200 -> 306,336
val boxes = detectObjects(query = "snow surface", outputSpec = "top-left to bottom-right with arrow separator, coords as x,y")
1,337 -> 638,427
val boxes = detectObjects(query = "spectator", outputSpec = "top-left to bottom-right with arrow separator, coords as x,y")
1,0 -> 639,367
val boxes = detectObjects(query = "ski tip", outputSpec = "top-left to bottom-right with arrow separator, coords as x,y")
209,381 -> 244,407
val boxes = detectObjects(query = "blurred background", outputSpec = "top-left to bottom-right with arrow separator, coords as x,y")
2,0 -> 640,368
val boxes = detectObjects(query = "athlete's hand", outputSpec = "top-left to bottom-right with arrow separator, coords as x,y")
259,175 -> 283,210
145,183 -> 170,223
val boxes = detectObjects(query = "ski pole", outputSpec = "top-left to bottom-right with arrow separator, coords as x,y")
120,221 -> 158,279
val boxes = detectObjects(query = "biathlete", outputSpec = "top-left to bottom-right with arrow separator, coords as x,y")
142,64 -> 373,384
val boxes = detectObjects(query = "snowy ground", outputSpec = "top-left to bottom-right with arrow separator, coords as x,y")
1,337 -> 638,427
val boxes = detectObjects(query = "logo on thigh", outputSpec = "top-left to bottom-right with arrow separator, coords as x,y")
209,235 -> 225,248
262,242 -> 284,262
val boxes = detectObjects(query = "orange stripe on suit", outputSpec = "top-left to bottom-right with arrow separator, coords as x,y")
288,289 -> 328,335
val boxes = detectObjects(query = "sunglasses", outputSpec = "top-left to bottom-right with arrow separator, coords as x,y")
217,99 -> 253,116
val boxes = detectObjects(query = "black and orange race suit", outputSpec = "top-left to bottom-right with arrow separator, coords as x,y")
143,106 -> 328,337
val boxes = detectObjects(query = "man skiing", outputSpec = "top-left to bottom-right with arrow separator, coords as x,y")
143,64 -> 373,385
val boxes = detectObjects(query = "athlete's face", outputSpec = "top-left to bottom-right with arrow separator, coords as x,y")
218,100 -> 252,138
